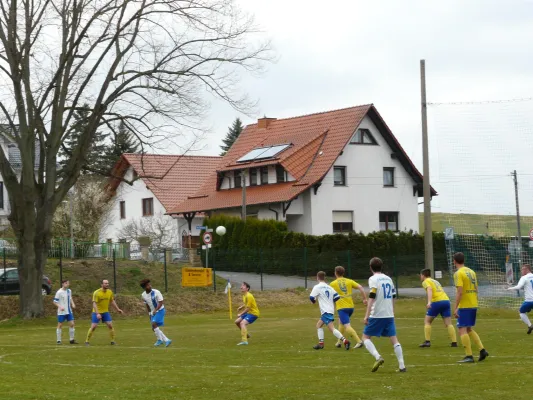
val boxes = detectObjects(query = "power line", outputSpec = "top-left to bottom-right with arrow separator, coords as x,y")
428,97 -> 533,106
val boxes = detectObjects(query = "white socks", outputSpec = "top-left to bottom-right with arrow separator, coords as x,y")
520,313 -> 531,327
56,329 -> 61,342
332,329 -> 343,340
154,327 -> 169,342
394,343 -> 405,369
364,339 -> 381,360
317,328 -> 324,342
69,328 -> 75,341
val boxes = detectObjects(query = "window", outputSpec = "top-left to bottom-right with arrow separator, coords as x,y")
234,170 -> 242,188
332,211 -> 353,233
142,198 -> 154,216
0,182 -> 3,209
350,128 -> 377,145
380,212 -> 399,232
334,166 -> 346,186
260,167 -> 269,184
383,167 -> 395,187
5,269 -> 18,279
119,201 -> 126,219
250,169 -> 258,186
276,165 -> 286,183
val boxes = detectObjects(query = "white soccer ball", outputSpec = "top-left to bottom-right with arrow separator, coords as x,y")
216,226 -> 226,236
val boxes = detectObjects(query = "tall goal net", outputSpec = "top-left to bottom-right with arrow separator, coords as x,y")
428,99 -> 533,308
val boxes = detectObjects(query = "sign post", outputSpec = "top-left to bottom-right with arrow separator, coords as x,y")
203,230 -> 213,268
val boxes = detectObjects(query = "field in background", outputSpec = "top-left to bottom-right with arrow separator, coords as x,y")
0,299 -> 530,400
419,212 -> 533,235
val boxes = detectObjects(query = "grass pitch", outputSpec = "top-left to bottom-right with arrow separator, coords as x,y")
0,298 -> 530,400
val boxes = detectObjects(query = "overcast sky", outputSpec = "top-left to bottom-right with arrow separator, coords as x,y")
189,0 -> 533,217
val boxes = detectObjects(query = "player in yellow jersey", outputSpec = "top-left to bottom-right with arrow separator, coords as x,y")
330,266 -> 368,349
453,252 -> 489,363
418,268 -> 457,348
235,282 -> 259,346
85,279 -> 124,346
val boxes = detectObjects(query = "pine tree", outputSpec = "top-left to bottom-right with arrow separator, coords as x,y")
103,121 -> 140,172
220,117 -> 243,156
59,104 -> 108,175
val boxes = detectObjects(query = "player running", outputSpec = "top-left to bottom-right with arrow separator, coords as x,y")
507,264 -> 533,334
309,271 -> 351,350
140,279 -> 172,347
453,252 -> 489,363
419,268 -> 457,348
362,257 -> 406,373
53,280 -> 77,344
235,282 -> 260,346
330,266 -> 367,349
85,279 -> 124,346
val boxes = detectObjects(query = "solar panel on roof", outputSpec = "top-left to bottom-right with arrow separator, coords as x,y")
236,144 -> 290,163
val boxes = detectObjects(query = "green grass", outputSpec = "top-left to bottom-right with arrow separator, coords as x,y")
419,212 -> 533,235
0,298 -> 529,400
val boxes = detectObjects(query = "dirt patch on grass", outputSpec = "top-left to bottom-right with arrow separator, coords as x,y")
0,288 -> 310,320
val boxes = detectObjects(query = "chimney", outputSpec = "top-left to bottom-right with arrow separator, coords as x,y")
257,116 -> 276,129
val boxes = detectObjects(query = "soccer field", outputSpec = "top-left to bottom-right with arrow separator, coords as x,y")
0,298 -> 530,400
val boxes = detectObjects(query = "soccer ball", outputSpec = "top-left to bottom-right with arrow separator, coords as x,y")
216,226 -> 226,236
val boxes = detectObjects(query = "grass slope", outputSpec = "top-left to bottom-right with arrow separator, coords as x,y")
0,299 -> 529,400
419,212 -> 533,235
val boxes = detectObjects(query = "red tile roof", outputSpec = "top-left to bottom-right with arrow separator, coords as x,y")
167,104 -> 436,214
108,154 -> 222,211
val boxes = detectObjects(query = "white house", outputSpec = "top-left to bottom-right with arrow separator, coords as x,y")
167,104 -> 436,235
102,154 -> 221,247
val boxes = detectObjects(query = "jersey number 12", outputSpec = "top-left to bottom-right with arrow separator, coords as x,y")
382,283 -> 392,299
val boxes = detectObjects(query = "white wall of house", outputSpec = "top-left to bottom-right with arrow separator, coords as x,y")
308,115 -> 420,235
100,167 -> 203,246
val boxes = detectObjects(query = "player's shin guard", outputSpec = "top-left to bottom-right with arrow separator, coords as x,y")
468,330 -> 484,350
345,326 -> 361,343
109,327 -> 116,341
317,328 -> 325,342
332,329 -> 344,340
520,313 -> 531,327
69,327 -> 75,341
336,324 -> 345,345
86,328 -> 94,343
447,325 -> 457,343
56,329 -> 62,342
460,334 -> 472,356
241,326 -> 248,342
393,343 -> 405,369
363,339 -> 381,360
424,324 -> 432,341
154,327 -> 163,340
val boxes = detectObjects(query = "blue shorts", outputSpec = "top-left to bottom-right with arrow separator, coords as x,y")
337,308 -> 354,325
241,313 -> 258,324
457,308 -> 477,328
364,317 -> 396,337
519,301 -> 533,314
91,312 -> 112,324
151,308 -> 166,326
57,313 -> 74,323
320,313 -> 335,325
426,300 -> 452,318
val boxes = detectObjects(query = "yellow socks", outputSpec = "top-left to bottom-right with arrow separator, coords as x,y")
86,328 -> 94,343
241,326 -> 248,342
460,334 -> 472,356
345,326 -> 361,343
109,328 -> 116,341
468,330 -> 484,350
424,325 -> 432,341
448,325 -> 457,343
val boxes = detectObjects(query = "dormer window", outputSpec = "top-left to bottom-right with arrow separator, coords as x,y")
350,128 -> 377,145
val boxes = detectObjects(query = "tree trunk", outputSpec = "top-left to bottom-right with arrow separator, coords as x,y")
17,236 -> 47,318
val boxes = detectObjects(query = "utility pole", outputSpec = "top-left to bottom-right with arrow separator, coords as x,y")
420,59 -> 434,274
512,170 -> 522,267
241,169 -> 247,220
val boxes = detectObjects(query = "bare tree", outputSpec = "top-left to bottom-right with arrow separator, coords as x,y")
0,0 -> 270,317
118,213 -> 176,254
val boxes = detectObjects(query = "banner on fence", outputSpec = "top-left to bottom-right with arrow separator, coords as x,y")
505,262 -> 514,285
181,267 -> 212,287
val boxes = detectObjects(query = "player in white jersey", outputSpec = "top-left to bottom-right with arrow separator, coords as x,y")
362,258 -> 406,373
140,279 -> 172,347
53,280 -> 77,344
309,271 -> 351,350
507,264 -> 533,334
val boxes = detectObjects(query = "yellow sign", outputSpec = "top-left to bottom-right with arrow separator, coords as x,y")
181,267 -> 213,287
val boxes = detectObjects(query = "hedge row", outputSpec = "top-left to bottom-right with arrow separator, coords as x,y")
203,215 -> 445,257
